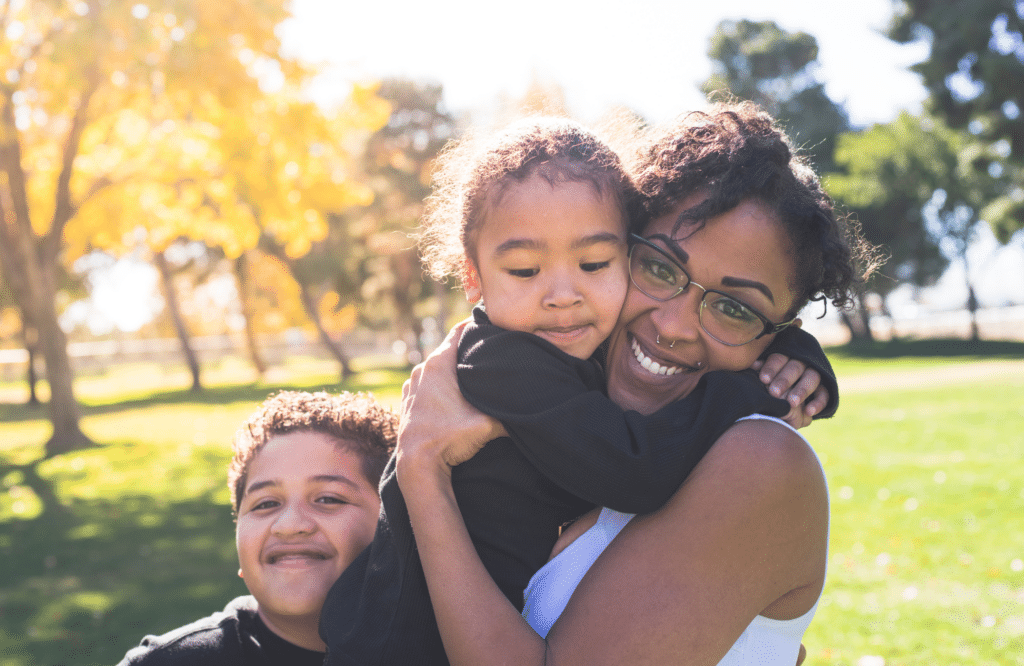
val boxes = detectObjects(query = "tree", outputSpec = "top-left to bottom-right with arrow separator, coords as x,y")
350,79 -> 456,362
215,84 -> 390,382
151,242 -> 219,392
702,19 -> 849,173
0,0 -> 297,455
830,112 -> 1018,340
888,0 -> 1024,242
0,276 -> 37,405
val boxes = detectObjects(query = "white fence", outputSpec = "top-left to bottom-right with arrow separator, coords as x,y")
0,329 -> 397,382
2,305 -> 1023,382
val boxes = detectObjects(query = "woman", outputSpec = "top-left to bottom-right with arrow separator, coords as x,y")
396,103 -> 873,665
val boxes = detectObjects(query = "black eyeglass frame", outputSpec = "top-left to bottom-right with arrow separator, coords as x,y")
627,233 -> 796,347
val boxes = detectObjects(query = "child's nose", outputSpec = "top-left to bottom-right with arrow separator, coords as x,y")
543,273 -> 584,308
272,503 -> 317,535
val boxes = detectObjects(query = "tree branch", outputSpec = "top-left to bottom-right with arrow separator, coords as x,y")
44,67 -> 102,265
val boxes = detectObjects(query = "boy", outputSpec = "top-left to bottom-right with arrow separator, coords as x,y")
118,391 -> 396,665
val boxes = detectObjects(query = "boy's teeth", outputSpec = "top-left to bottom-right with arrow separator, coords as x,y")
631,338 -> 681,376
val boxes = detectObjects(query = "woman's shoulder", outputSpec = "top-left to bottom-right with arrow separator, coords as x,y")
714,415 -> 822,480
674,414 -> 827,519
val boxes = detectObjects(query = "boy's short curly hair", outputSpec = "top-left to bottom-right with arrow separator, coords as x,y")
228,391 -> 396,514
418,116 -> 635,286
629,101 -> 880,317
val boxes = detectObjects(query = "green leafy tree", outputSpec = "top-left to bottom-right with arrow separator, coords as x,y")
888,0 -> 1024,242
830,112 -> 1018,340
701,19 -> 849,173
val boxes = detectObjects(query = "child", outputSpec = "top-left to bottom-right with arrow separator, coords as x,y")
117,391 -> 396,665
319,118 -> 837,665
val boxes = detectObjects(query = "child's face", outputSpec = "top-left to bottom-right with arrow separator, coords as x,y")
235,431 -> 380,631
466,174 -> 628,359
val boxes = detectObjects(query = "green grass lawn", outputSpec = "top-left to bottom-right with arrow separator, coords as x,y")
0,344 -> 1021,665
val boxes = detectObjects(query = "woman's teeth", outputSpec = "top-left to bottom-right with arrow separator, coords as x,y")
631,338 -> 682,376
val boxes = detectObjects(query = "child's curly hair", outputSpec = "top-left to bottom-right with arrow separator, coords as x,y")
629,101 -> 880,317
418,116 -> 636,286
228,391 -> 396,514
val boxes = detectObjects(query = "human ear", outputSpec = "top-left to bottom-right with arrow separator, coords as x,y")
792,318 -> 803,329
463,261 -> 482,303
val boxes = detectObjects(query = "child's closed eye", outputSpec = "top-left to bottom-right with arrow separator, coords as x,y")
580,260 -> 611,272
507,268 -> 539,278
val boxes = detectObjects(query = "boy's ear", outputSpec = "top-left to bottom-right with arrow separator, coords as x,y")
463,261 -> 482,303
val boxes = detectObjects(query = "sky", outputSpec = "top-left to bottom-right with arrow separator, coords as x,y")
66,0 -> 1024,334
279,0 -> 931,128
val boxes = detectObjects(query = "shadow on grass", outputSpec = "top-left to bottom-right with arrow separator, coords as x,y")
830,337 -> 1024,360
0,367 -> 410,425
0,483 -> 246,666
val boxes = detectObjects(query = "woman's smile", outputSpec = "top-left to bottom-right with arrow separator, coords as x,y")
630,337 -> 684,376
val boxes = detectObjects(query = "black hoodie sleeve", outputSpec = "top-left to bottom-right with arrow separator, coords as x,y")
457,309 -> 794,514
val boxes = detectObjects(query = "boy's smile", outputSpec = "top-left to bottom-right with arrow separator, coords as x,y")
465,174 -> 628,359
235,432 -> 380,640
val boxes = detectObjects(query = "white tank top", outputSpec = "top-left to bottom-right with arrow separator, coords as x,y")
521,415 -> 826,666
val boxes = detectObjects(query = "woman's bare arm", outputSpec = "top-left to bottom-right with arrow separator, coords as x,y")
543,419 -> 828,664
398,398 -> 828,665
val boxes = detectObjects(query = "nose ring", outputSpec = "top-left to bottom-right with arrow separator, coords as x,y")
656,334 -> 675,349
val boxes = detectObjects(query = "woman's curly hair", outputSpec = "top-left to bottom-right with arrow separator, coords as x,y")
228,391 -> 396,514
629,101 -> 879,317
418,116 -> 635,286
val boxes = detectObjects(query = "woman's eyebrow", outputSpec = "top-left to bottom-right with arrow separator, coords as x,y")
649,233 -> 689,265
721,276 -> 775,304
653,232 -> 776,303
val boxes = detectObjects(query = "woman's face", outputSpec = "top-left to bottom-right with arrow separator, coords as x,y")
604,197 -> 797,415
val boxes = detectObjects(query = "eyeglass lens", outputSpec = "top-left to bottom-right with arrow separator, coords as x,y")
629,240 -> 766,346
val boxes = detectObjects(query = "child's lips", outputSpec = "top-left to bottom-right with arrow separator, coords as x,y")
264,546 -> 332,565
538,324 -> 592,337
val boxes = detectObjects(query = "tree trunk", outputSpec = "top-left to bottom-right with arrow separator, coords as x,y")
838,293 -> 875,343
233,253 -> 267,377
392,250 -> 423,364
21,313 -> 40,406
432,278 -> 454,352
153,250 -> 203,392
0,99 -> 92,456
37,292 -> 92,456
966,285 -> 980,342
292,271 -> 351,383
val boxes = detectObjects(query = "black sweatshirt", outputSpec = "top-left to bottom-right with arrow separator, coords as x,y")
117,596 -> 326,666
320,307 -> 838,666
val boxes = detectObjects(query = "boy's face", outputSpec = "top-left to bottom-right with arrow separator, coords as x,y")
466,174 -> 628,359
236,431 -> 380,630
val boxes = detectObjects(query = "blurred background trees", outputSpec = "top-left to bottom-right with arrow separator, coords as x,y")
889,0 -> 1024,244
701,18 -> 849,174
1,0 -> 1023,448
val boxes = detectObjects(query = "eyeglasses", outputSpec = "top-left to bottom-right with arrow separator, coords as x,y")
628,233 -> 796,347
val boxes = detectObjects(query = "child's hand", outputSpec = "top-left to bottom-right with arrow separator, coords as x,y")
751,353 -> 829,430
398,321 -> 507,480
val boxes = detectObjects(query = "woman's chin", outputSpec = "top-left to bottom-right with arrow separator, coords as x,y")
606,335 -> 701,415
